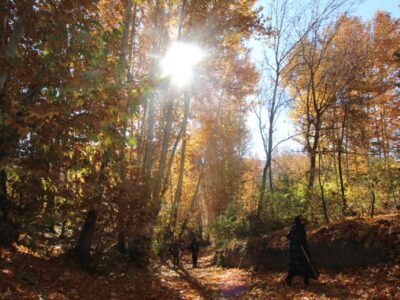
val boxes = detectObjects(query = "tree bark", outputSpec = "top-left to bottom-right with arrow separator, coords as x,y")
142,0 -> 161,193
0,11 -> 24,92
318,152 -> 329,223
257,162 -> 269,216
118,0 -> 134,77
169,93 -> 190,231
118,231 -> 126,254
370,190 -> 376,218
74,209 -> 97,268
152,99 -> 174,216
338,103 -> 348,216
0,169 -> 9,221
178,159 -> 205,238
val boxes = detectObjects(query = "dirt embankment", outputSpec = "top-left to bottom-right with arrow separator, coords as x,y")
216,215 -> 400,270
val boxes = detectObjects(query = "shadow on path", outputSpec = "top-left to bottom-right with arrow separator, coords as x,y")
175,265 -> 214,300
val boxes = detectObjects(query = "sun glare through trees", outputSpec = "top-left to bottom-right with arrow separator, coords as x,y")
161,42 -> 204,87
0,0 -> 399,299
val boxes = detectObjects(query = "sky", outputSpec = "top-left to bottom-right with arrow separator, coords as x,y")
247,0 -> 400,159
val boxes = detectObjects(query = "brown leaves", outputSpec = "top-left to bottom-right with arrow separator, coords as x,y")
1,239 -> 400,299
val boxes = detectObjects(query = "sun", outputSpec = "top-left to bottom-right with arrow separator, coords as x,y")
161,42 -> 204,87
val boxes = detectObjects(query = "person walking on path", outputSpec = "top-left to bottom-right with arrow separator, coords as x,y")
285,215 -> 312,286
170,239 -> 183,267
189,237 -> 200,268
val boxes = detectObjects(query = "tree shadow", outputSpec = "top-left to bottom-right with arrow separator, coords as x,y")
175,265 -> 214,300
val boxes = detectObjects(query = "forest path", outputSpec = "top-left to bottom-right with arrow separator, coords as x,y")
156,248 -> 254,299
155,247 -> 400,299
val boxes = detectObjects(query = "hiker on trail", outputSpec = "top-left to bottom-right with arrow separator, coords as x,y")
170,239 -> 183,267
189,237 -> 200,268
285,215 -> 312,286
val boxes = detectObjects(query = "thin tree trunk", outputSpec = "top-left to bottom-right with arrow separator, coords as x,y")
0,11 -> 24,91
338,149 -> 346,216
118,0 -> 134,77
257,161 -> 269,217
0,169 -> 9,221
178,159 -> 206,238
169,93 -> 190,231
118,231 -> 126,254
370,190 -> 376,218
161,123 -> 183,197
117,0 -> 135,252
338,104 -> 347,216
142,0 -> 161,193
152,99 -> 174,215
318,152 -> 329,223
266,67 -> 280,191
128,3 -> 138,81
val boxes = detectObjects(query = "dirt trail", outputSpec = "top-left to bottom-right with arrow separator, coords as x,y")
156,249 -> 253,299
155,248 -> 400,300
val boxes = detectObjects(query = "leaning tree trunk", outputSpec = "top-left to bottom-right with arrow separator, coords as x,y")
169,93 -> 190,232
338,104 -> 348,217
178,160 -> 205,238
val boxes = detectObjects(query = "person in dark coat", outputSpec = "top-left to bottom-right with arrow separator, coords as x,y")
285,215 -> 311,286
170,239 -> 183,267
189,237 -> 200,268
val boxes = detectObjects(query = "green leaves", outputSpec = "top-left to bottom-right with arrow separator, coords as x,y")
127,137 -> 137,147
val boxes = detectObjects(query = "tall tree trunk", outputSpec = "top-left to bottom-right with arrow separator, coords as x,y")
306,111 -> 321,220
0,169 -> 18,246
118,231 -> 126,254
179,159 -> 205,238
161,122 -> 183,197
74,209 -> 97,268
338,103 -> 348,216
0,10 -> 24,91
128,3 -> 138,81
152,99 -> 174,215
118,0 -> 134,77
142,0 -> 161,193
116,0 -> 136,254
152,0 -> 188,219
169,93 -> 190,231
266,67 -> 280,191
308,114 -> 321,191
257,66 -> 279,217
338,149 -> 346,216
318,153 -> 329,223
307,70 -> 321,193
257,162 -> 269,217
0,169 -> 9,221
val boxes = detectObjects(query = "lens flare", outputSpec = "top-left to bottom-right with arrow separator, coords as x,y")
161,42 -> 203,86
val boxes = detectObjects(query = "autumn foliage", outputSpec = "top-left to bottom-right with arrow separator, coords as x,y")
0,0 -> 399,299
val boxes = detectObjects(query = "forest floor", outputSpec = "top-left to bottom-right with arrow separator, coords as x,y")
1,245 -> 399,299
156,248 -> 400,300
1,215 -> 400,299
